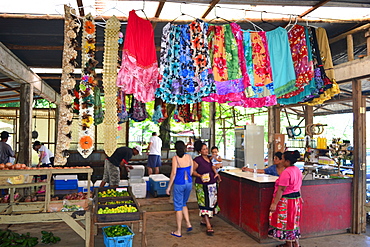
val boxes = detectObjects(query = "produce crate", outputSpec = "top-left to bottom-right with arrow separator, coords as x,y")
95,187 -> 142,222
103,225 -> 135,247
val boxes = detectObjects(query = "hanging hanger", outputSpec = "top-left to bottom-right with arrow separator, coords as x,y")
304,19 -> 319,29
135,0 -> 149,21
171,2 -> 197,23
93,2 -> 128,28
209,6 -> 231,23
260,10 -> 278,29
285,15 -> 298,32
236,10 -> 264,31
68,6 -> 82,27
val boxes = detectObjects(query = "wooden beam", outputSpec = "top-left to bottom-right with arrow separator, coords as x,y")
330,23 -> 370,44
334,56 -> 370,83
202,0 -> 220,19
0,94 -> 20,100
0,42 -> 59,103
0,78 -> 14,83
298,0 -> 332,18
0,13 -> 369,24
5,44 -> 104,51
0,87 -> 20,92
0,99 -> 21,104
76,0 -> 85,17
304,105 -> 313,136
155,1 -> 166,18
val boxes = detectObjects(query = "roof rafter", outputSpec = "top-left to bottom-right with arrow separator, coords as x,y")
298,0 -> 332,18
202,0 -> 220,19
76,0 -> 85,17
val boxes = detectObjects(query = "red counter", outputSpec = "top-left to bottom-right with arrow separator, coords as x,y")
218,171 -> 352,243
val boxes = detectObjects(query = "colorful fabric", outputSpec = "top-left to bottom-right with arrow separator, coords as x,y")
278,27 -> 317,105
202,24 -> 245,104
274,166 -> 302,196
195,182 -> 219,218
117,10 -> 159,103
282,25 -> 314,99
94,86 -> 104,125
266,27 -> 297,97
228,30 -> 276,108
129,97 -> 148,122
268,196 -> 302,242
117,90 -> 129,124
156,20 -> 215,105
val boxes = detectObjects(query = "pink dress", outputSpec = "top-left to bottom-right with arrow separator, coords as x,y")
116,10 -> 159,103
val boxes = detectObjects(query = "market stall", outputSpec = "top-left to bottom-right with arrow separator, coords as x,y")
218,168 -> 352,243
0,167 -> 93,247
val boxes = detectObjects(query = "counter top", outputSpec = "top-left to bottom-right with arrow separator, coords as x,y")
220,167 -> 278,183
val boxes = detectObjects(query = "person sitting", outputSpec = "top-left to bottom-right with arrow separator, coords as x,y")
242,152 -> 285,176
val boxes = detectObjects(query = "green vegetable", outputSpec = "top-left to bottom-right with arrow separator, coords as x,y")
41,231 -> 61,245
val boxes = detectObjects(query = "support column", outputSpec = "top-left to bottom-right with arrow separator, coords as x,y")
347,34 -> 354,61
209,102 -> 216,148
352,79 -> 366,233
304,105 -> 314,137
365,28 -> 370,57
18,83 -> 33,165
268,105 -> 281,165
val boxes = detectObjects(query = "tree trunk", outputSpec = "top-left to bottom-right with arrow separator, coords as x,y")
159,104 -> 176,149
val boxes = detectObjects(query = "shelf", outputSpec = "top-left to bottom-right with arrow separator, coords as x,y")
0,182 -> 48,189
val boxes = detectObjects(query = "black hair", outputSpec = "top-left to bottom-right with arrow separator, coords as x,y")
193,140 -> 204,153
1,131 -> 9,139
175,141 -> 186,158
283,150 -> 300,165
211,146 -> 218,152
274,151 -> 283,160
152,132 -> 157,136
33,141 -> 42,148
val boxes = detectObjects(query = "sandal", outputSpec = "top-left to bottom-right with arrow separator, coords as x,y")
206,229 -> 214,236
170,232 -> 182,238
187,227 -> 192,232
200,222 -> 212,227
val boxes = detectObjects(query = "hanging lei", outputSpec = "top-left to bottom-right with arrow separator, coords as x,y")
54,5 -> 80,166
77,13 -> 97,158
102,16 -> 121,157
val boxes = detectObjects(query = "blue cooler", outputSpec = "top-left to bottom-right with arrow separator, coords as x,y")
149,174 -> 169,197
54,175 -> 78,190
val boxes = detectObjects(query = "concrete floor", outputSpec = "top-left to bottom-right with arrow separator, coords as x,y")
2,194 -> 370,246
2,210 -> 370,247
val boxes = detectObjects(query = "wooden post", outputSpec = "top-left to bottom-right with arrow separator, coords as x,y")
18,83 -> 33,165
268,105 -> 280,166
365,28 -> 370,57
222,118 -> 226,157
347,34 -> 354,61
209,102 -> 216,148
352,79 -> 366,233
304,105 -> 314,137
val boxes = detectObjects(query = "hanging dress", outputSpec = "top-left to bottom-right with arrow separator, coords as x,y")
155,20 -> 215,105
266,27 -> 297,98
202,24 -> 245,104
280,25 -> 314,99
228,29 -> 276,108
116,10 -> 159,103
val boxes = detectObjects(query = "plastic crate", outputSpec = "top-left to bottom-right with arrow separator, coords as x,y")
103,225 -> 135,247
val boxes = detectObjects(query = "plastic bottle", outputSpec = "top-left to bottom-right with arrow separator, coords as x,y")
253,164 -> 257,177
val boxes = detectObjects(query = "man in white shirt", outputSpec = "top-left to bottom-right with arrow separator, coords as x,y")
146,132 -> 162,175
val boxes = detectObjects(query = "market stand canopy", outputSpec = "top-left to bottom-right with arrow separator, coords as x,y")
0,0 -> 369,116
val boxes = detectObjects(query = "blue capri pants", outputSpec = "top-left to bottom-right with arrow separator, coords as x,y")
173,182 -> 192,211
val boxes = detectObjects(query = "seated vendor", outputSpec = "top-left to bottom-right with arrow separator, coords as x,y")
241,152 -> 285,176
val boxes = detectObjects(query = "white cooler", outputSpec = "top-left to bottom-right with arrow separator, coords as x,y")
128,165 -> 146,198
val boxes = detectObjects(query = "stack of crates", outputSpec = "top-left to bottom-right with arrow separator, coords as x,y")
128,166 -> 146,198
